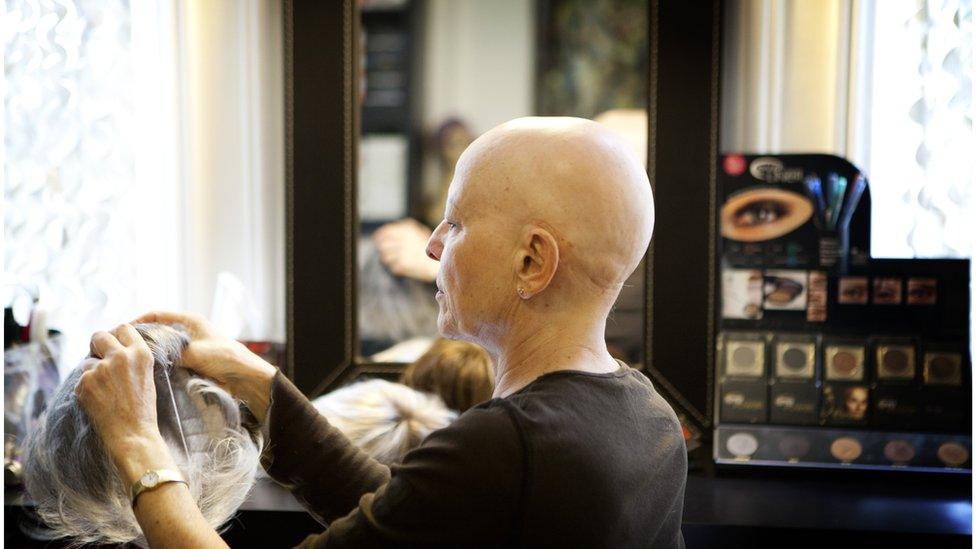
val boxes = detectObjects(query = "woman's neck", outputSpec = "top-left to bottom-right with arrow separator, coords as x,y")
490,320 -> 618,398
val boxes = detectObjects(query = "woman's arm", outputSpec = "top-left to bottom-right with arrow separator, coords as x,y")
133,311 -> 389,522
115,435 -> 228,548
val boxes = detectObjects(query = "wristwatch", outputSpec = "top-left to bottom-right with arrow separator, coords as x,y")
130,469 -> 188,507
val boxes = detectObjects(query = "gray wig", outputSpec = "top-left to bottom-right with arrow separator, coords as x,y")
358,237 -> 439,342
312,379 -> 456,465
22,323 -> 262,546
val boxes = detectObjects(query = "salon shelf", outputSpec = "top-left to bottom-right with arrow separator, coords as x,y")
242,472 -> 972,539
6,474 -> 970,546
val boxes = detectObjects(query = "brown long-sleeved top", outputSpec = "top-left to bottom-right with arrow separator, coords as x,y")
260,362 -> 687,548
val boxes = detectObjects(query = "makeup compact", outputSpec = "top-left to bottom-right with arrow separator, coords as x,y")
923,352 -> 962,386
773,339 -> 816,379
875,343 -> 917,381
824,343 -> 865,381
722,335 -> 766,378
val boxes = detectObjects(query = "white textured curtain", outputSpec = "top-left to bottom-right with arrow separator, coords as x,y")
721,0 -> 973,260
721,0 -> 974,354
4,0 -> 285,371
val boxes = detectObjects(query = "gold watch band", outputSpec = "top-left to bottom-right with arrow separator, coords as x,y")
130,469 -> 188,507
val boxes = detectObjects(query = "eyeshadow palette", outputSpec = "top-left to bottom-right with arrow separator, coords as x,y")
715,425 -> 971,472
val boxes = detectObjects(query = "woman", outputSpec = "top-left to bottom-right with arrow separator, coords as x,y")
77,117 -> 687,548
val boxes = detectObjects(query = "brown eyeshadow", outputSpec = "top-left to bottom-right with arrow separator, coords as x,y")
883,349 -> 909,374
830,437 -> 863,462
883,440 -> 915,464
832,351 -> 857,375
937,442 -> 969,467
929,356 -> 957,380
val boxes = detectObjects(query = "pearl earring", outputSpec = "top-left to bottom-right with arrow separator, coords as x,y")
517,287 -> 526,298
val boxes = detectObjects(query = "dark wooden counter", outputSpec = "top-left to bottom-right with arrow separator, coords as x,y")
6,472 -> 971,547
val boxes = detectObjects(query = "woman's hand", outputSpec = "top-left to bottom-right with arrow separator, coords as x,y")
373,218 -> 439,282
77,324 -> 176,484
133,311 -> 278,421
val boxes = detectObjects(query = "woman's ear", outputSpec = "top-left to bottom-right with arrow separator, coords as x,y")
513,226 -> 559,299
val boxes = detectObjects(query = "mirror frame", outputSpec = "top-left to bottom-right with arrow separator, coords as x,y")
286,0 -> 724,431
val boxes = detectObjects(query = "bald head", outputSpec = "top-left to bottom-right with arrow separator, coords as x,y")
450,117 -> 653,300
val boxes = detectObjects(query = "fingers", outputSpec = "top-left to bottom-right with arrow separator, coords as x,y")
90,331 -> 124,359
132,310 -> 189,325
132,310 -> 208,337
111,323 -> 142,347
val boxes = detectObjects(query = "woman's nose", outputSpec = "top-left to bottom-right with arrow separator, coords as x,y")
426,224 -> 444,261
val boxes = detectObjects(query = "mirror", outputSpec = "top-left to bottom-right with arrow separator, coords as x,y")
355,0 -> 650,368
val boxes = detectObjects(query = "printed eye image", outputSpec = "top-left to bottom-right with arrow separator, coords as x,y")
872,277 -> 902,305
720,187 -> 814,242
906,278 -> 937,305
837,277 -> 868,304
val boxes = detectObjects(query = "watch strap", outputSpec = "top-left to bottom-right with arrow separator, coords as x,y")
130,469 -> 188,507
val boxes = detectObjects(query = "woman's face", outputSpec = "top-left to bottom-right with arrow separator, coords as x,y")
425,170 -> 514,347
844,387 -> 868,419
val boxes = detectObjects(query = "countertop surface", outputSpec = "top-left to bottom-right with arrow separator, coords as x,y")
236,471 -> 971,536
8,472 -> 972,537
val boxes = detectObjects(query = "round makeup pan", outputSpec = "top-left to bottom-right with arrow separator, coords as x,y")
775,342 -> 815,379
876,344 -> 916,380
829,437 -> 863,463
883,440 -> 915,465
720,187 -> 814,242
824,345 -> 865,381
937,442 -> 969,467
726,432 -> 760,458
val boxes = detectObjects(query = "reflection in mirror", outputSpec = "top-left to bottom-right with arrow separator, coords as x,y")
357,0 -> 649,367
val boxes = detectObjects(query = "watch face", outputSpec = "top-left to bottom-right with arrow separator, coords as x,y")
143,471 -> 160,487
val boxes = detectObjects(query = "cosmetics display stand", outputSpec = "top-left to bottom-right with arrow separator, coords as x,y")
712,154 -> 972,473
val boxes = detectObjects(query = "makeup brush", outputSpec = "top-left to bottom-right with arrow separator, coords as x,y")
803,174 -> 827,229
837,174 -> 866,230
827,175 -> 848,230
